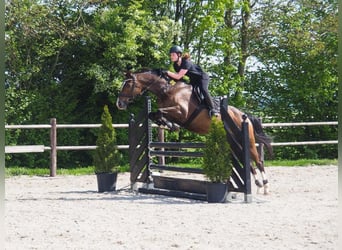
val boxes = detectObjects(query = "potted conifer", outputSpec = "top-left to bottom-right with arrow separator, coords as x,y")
93,105 -> 121,192
202,117 -> 233,203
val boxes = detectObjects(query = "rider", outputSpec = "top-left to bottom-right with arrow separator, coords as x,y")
163,45 -> 219,117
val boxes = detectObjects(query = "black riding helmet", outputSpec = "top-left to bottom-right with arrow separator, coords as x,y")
169,45 -> 183,54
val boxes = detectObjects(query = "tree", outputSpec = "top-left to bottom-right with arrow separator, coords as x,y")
5,0 -> 97,167
245,0 -> 338,159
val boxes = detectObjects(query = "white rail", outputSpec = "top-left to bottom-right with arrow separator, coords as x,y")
271,140 -> 337,146
263,121 -> 338,127
5,119 -> 337,177
5,121 -> 338,150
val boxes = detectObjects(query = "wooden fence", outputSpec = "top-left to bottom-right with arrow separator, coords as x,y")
5,119 -> 338,176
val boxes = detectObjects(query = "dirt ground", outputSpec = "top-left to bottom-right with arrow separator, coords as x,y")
5,165 -> 338,250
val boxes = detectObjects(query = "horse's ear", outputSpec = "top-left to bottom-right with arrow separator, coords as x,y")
124,64 -> 133,78
125,70 -> 132,78
126,64 -> 133,71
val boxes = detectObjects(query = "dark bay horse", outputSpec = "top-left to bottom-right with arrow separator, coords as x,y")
116,69 -> 273,194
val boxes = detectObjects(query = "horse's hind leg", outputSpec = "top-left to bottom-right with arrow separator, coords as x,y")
250,166 -> 263,194
256,161 -> 269,195
250,144 -> 269,195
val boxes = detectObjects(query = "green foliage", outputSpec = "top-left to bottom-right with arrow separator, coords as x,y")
5,0 -> 100,168
88,1 -> 177,95
244,0 -> 337,159
202,117 -> 232,183
93,105 -> 121,173
245,0 -> 337,119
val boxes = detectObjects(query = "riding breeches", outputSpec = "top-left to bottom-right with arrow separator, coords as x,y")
191,76 -> 215,110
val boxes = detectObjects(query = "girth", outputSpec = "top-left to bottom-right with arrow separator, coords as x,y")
181,104 -> 207,128
180,86 -> 207,128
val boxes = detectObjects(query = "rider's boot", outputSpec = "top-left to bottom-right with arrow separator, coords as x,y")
209,110 -> 220,118
204,95 -> 219,117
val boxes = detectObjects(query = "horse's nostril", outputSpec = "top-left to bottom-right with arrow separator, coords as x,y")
116,99 -> 128,110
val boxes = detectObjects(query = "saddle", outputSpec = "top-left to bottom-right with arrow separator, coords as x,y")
179,86 -> 221,128
192,86 -> 221,114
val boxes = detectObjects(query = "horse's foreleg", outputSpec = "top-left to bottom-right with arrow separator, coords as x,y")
148,111 -> 170,128
161,117 -> 180,131
148,111 -> 163,126
148,111 -> 180,132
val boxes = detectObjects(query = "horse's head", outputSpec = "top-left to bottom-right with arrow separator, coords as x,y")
116,69 -> 168,110
116,71 -> 142,110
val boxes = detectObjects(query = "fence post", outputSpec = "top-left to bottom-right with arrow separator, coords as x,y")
257,117 -> 265,162
50,118 -> 57,177
158,127 -> 165,165
242,114 -> 252,203
146,97 -> 153,169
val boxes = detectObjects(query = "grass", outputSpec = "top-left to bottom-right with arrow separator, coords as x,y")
266,158 -> 337,167
5,159 -> 337,177
5,166 -> 96,177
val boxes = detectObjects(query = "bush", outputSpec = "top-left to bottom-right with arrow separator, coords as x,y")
202,117 -> 233,183
93,105 -> 121,173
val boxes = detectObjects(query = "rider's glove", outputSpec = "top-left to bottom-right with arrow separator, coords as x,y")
162,70 -> 168,77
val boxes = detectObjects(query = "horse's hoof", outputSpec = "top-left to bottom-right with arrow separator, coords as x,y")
255,180 -> 263,188
170,126 -> 180,132
165,121 -> 173,128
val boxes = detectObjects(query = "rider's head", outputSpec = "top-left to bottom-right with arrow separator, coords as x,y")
169,45 -> 183,62
169,45 -> 183,54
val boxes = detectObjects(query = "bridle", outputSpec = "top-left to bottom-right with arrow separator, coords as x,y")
118,74 -> 141,100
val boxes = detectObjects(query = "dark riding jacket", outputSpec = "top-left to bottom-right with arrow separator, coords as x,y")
173,59 -> 209,86
173,58 -> 215,112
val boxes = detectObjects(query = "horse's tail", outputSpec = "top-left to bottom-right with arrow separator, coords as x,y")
247,115 -> 274,158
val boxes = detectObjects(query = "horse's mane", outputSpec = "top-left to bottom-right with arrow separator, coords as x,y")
132,68 -> 191,89
134,67 -> 153,73
133,68 -> 170,84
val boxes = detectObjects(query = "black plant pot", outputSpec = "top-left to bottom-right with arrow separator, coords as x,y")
96,172 -> 118,192
206,182 -> 228,203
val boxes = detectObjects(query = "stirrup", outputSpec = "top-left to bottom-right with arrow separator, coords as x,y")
209,110 -> 220,118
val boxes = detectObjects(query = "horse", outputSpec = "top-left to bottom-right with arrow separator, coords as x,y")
116,69 -> 273,194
